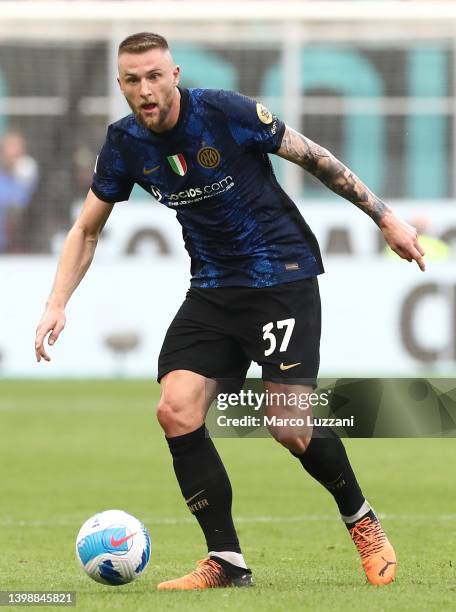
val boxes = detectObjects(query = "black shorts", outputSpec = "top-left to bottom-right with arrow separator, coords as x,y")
158,277 -> 321,386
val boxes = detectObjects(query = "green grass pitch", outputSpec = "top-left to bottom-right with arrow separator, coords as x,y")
0,380 -> 455,611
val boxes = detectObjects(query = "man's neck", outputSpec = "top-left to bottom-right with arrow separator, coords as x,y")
152,87 -> 181,134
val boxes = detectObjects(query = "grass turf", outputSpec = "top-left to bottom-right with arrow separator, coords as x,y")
0,380 -> 455,611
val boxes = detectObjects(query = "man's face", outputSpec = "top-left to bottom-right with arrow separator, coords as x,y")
117,48 -> 180,132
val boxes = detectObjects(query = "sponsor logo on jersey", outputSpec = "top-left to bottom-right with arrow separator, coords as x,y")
197,146 -> 221,169
148,176 -> 235,207
256,102 -> 273,125
150,184 -> 163,202
167,153 -> 187,176
167,176 -> 235,207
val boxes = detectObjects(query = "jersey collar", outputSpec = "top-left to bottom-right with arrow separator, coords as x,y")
142,87 -> 189,142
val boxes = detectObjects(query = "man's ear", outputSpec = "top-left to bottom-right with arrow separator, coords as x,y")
173,65 -> 181,86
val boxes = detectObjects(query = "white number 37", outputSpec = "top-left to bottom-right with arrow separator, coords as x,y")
262,318 -> 296,357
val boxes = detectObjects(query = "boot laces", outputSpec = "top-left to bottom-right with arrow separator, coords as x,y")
190,558 -> 230,587
349,517 -> 387,560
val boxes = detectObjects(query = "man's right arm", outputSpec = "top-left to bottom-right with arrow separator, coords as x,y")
35,189 -> 114,362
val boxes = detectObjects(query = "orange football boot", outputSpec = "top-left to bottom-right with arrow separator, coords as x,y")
349,515 -> 397,585
157,557 -> 253,590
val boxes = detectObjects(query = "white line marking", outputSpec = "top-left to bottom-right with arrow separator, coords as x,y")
1,514 -> 455,527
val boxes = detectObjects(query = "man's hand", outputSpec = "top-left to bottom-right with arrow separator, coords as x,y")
380,212 -> 426,271
35,306 -> 66,362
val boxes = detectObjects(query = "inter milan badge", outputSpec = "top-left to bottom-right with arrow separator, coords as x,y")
167,153 -> 187,176
256,102 -> 273,125
197,147 -> 221,169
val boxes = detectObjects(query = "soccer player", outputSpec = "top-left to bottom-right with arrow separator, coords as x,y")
35,32 -> 425,590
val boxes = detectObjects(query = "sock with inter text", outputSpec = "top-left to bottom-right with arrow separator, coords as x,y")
166,424 -> 248,571
291,425 -> 371,524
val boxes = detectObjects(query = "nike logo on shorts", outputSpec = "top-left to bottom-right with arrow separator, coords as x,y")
279,362 -> 301,371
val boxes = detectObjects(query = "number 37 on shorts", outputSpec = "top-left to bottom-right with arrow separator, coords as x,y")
262,318 -> 295,357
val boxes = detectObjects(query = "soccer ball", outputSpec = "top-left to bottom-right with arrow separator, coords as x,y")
76,509 -> 151,585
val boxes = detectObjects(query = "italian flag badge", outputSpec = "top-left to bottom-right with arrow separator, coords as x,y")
167,153 -> 187,176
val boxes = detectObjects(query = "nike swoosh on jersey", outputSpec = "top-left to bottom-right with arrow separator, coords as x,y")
279,362 -> 302,371
185,489 -> 206,504
110,532 -> 138,547
143,165 -> 160,175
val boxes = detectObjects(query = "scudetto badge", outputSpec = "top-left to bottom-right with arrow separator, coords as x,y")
256,102 -> 273,125
167,153 -> 187,176
197,147 -> 221,169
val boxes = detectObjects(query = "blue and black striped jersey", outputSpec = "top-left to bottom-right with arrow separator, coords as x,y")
91,88 -> 324,288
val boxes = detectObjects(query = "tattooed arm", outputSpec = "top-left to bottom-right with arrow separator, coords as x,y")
276,125 -> 426,271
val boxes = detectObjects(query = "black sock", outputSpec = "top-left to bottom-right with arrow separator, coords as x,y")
292,426 -> 365,516
166,424 -> 241,553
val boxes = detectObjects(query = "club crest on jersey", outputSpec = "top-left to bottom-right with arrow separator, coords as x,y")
256,102 -> 273,125
167,153 -> 187,176
197,146 -> 221,169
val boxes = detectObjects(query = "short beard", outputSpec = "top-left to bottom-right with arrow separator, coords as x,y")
126,97 -> 173,132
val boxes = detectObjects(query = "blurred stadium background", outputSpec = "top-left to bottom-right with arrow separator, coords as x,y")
0,0 -> 455,379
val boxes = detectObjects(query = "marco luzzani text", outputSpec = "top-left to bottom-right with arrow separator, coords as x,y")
215,390 -> 355,428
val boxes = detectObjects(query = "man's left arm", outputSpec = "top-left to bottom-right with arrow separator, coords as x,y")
275,125 -> 426,271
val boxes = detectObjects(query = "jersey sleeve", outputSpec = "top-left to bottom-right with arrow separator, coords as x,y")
209,90 -> 285,154
91,126 -> 134,204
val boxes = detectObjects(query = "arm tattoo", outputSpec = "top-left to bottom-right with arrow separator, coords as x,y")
277,126 -> 390,226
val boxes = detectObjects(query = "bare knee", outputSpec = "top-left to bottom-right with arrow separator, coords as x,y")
156,371 -> 209,436
268,428 -> 312,454
264,382 -> 315,454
